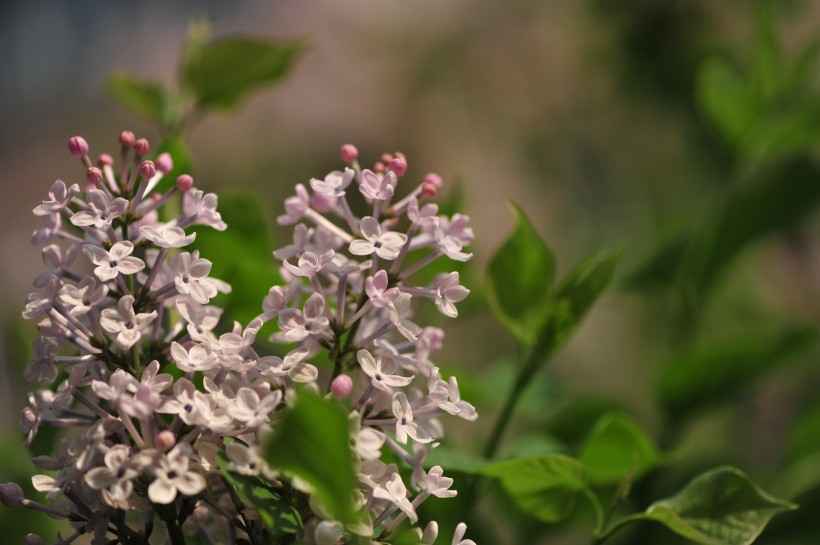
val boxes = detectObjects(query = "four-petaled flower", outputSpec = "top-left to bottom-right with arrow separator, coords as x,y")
349,217 -> 407,260
70,189 -> 128,230
100,295 -> 157,349
84,241 -> 145,282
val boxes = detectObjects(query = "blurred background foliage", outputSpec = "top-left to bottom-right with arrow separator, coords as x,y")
4,0 -> 820,543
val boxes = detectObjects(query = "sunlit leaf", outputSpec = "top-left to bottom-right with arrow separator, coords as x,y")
606,467 -> 797,545
486,202 -> 555,344
480,455 -> 591,523
263,392 -> 357,524
578,412 -> 662,486
107,73 -> 174,128
184,36 -> 305,110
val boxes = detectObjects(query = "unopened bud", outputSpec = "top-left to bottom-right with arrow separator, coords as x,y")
0,482 -> 24,507
373,162 -> 386,174
421,181 -> 437,199
155,430 -> 176,451
86,167 -> 103,185
24,534 -> 44,545
423,172 -> 443,190
176,174 -> 194,192
133,138 -> 150,157
340,144 -> 358,163
68,136 -> 88,157
388,155 -> 408,176
97,153 -> 113,167
139,160 -> 156,179
119,131 -> 136,148
330,375 -> 354,398
156,153 -> 173,174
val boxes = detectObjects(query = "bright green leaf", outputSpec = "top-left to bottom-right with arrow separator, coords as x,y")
217,446 -> 302,538
480,455 -> 590,523
263,391 -> 357,524
486,202 -> 555,344
424,446 -> 490,475
633,467 -> 797,545
696,58 -> 759,144
578,412 -> 661,486
184,36 -> 305,110
107,73 -> 174,128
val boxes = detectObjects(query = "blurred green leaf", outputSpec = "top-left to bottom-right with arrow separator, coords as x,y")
184,36 -> 305,110
107,73 -> 175,128
486,202 -> 555,345
751,0 -> 782,102
578,412 -> 662,486
659,327 -> 814,418
605,467 -> 796,545
627,160 -> 820,301
191,190 -> 278,324
480,455 -> 592,523
263,391 -> 357,525
788,400 -> 820,463
696,58 -> 759,144
217,444 -> 302,538
424,446 -> 490,475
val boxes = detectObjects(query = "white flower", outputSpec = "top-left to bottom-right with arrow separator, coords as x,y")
147,444 -> 206,504
70,189 -> 128,229
388,293 -> 423,341
170,342 -> 218,373
258,346 -> 319,383
173,252 -> 216,304
314,520 -> 344,545
273,223 -> 313,260
277,184 -> 310,225
226,441 -> 272,477
228,387 -> 282,428
392,392 -> 432,444
140,224 -> 196,248
33,180 -> 80,216
372,473 -> 417,523
434,216 -> 473,262
33,244 -> 78,288
272,293 -> 330,343
85,445 -> 141,509
359,169 -> 396,201
358,350 -> 413,392
100,295 -> 157,349
283,249 -> 335,278
349,217 -> 407,260
310,168 -> 355,197
58,276 -> 108,317
432,272 -> 470,318
84,241 -> 145,282
183,189 -> 227,230
423,466 -> 456,498
452,523 -> 476,545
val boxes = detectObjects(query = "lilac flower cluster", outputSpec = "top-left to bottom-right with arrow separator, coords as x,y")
1,134 -> 477,545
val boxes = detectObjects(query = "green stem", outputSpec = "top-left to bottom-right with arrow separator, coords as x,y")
327,290 -> 368,390
482,332 -> 553,459
591,513 -> 645,545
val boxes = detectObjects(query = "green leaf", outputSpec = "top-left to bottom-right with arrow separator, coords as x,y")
191,190 -> 278,324
751,0 -> 782,102
424,446 -> 490,475
217,446 -> 302,538
480,455 -> 590,523
609,467 -> 797,545
263,391 -> 357,524
486,202 -> 555,344
696,58 -> 759,144
578,412 -> 661,486
659,328 -> 814,418
184,36 -> 305,110
107,73 -> 174,128
547,246 -> 621,348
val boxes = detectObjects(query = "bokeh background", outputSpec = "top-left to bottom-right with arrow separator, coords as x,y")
3,1 -> 820,543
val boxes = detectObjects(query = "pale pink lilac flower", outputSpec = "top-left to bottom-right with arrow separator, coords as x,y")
100,295 -> 157,349
349,217 -> 407,260
70,190 -> 128,229
147,444 -> 206,504
33,180 -> 80,216
84,241 -> 145,282
392,392 -> 432,444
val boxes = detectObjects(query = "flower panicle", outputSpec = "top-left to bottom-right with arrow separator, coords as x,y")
4,136 -> 478,545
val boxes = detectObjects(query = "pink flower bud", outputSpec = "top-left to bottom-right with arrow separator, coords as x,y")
373,162 -> 386,174
330,375 -> 353,398
340,144 -> 359,163
389,155 -> 408,176
86,167 -> 103,185
139,160 -> 156,179
24,534 -> 44,545
156,152 -> 173,174
0,482 -> 24,507
97,153 -> 113,167
155,430 -> 176,451
421,181 -> 437,199
68,136 -> 88,157
176,174 -> 194,192
119,131 -> 136,148
423,172 -> 443,189
133,138 -> 150,156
